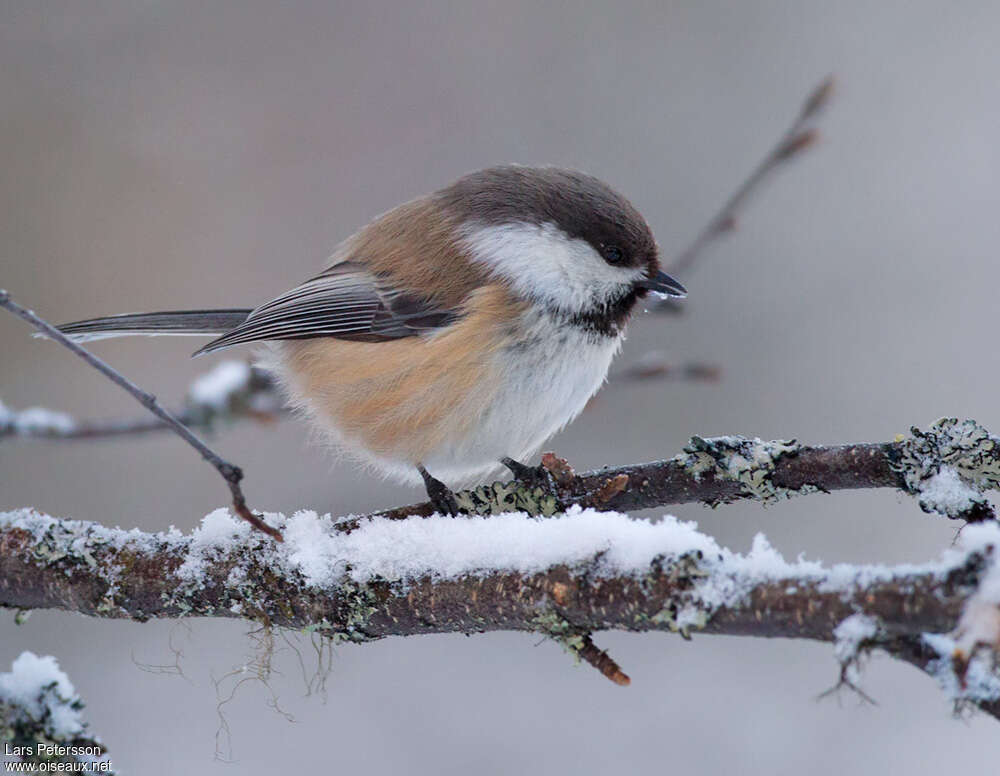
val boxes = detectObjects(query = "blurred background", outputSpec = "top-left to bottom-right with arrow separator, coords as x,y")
3,0 -> 1000,772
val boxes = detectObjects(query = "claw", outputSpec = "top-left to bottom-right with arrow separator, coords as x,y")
500,456 -> 558,494
418,465 -> 460,516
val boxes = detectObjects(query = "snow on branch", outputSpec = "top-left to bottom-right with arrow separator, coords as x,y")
0,290 -> 281,541
0,361 -> 284,441
0,651 -> 114,772
2,505 -> 1000,717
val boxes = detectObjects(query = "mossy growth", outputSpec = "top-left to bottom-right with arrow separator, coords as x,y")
454,480 -> 559,516
329,580 -> 381,643
531,611 -> 588,656
679,435 -> 819,504
893,418 -> 1000,519
643,550 -> 713,639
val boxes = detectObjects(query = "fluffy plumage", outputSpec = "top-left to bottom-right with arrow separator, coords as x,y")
53,165 -> 682,488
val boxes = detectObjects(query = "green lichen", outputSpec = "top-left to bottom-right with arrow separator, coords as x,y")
649,606 -> 709,640
327,580 -> 381,643
893,418 -> 1000,519
679,435 -> 818,504
94,596 -> 120,617
13,517 -> 138,619
644,551 -> 713,639
531,611 -> 588,657
896,418 -> 1000,488
454,480 -> 559,516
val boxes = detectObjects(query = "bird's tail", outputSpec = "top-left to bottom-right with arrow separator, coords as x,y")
51,310 -> 253,350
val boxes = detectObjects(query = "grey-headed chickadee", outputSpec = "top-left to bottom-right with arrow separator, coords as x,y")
57,165 -> 686,512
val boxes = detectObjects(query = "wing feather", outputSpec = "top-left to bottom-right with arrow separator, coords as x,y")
195,261 -> 457,355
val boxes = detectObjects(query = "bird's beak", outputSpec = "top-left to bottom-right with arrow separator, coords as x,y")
638,270 -> 687,299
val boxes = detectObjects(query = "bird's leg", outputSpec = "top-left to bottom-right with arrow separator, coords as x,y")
418,465 -> 460,516
500,456 -> 558,496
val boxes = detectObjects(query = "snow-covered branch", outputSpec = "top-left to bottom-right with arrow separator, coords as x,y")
2,506 -> 1000,718
0,291 -> 281,540
0,361 -> 283,441
1,651 -> 114,772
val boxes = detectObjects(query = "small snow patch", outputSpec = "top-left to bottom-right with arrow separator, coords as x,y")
188,361 -> 251,409
832,613 -> 879,684
923,633 -> 1000,704
0,398 -> 76,434
919,467 -> 981,517
176,508 -> 253,582
0,651 -> 84,738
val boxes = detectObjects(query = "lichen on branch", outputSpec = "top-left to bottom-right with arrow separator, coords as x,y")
2,504 -> 1000,717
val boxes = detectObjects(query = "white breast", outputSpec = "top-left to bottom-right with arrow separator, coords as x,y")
418,307 -> 623,483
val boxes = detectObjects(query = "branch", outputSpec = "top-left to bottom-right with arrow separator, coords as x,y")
0,361 -> 283,441
609,354 -> 722,384
3,297 -> 995,535
0,290 -> 281,541
368,418 -> 1000,525
650,76 -> 835,314
1,651 -> 115,773
9,398 -> 989,527
2,506 -> 999,719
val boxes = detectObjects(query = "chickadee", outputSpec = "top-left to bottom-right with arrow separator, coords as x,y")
57,165 -> 686,512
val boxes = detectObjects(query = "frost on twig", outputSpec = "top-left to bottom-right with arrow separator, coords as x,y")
3,506 -> 1000,715
0,652 -> 114,772
0,360 -> 283,440
926,538 -> 1000,714
0,290 -> 280,540
815,523 -> 1000,716
823,613 -> 880,703
0,401 -> 77,438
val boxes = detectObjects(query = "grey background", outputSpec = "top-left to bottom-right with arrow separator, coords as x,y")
2,0 -> 999,772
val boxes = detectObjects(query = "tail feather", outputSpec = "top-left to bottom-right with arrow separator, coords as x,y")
52,309 -> 253,347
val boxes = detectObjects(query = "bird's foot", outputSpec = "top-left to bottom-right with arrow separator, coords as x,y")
418,465 -> 460,516
500,456 -> 559,496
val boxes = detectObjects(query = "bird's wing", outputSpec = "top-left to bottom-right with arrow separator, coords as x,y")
195,261 -> 458,355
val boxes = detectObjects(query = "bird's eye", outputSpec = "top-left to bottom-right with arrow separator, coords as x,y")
602,245 -> 625,265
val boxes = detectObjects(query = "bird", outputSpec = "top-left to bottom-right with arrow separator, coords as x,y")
55,165 -> 686,513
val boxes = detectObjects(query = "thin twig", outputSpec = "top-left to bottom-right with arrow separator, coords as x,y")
0,401 -> 283,441
0,289 -> 281,541
611,355 -> 722,383
658,76 -> 834,291
577,634 -> 631,686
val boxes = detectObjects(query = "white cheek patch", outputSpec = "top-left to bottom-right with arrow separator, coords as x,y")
458,221 -> 645,314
